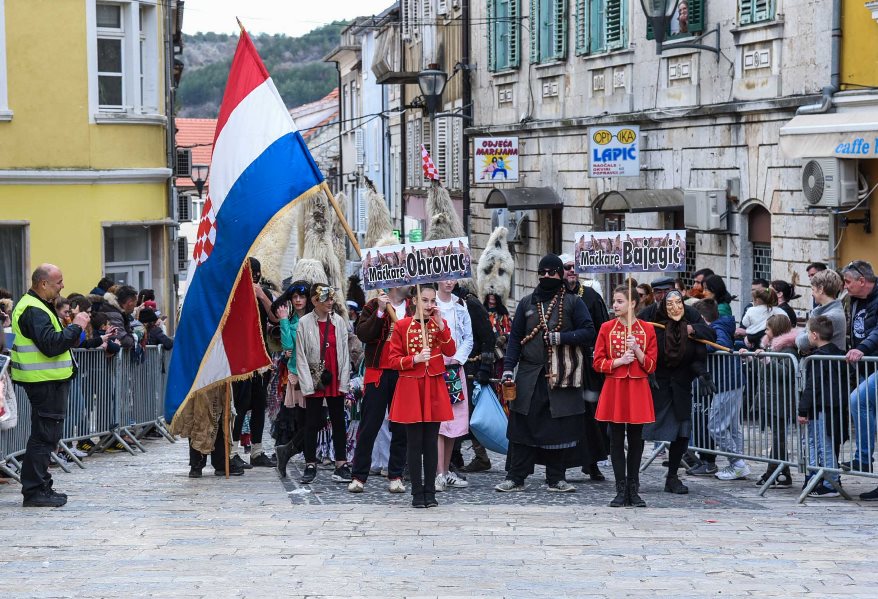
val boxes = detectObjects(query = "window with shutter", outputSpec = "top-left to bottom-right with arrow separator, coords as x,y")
588,0 -> 604,53
508,0 -> 521,67
438,0 -> 448,16
402,0 -> 413,40
357,187 -> 368,232
739,0 -> 774,25
355,129 -> 365,166
435,117 -> 448,183
488,0 -> 497,70
421,118 -> 431,187
451,116 -> 463,190
177,194 -> 190,222
177,237 -> 189,273
406,120 -> 415,188
551,0 -> 568,60
574,0 -> 588,55
530,0 -> 540,62
646,0 -> 703,40
605,0 -> 625,49
423,0 -> 432,21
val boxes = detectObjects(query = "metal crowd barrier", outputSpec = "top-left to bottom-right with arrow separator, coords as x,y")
642,351 -> 802,497
798,355 -> 878,504
0,347 -> 173,483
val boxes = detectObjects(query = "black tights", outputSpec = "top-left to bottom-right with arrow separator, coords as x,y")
304,396 -> 347,464
405,422 -> 441,497
667,437 -> 689,477
609,423 -> 644,481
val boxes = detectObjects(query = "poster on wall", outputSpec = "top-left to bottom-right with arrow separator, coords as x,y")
473,136 -> 519,183
573,230 -> 686,274
588,125 -> 640,178
360,237 -> 472,291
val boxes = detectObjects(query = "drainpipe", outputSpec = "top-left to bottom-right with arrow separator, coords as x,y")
164,0 -> 177,331
334,60 -> 343,193
797,0 -> 841,115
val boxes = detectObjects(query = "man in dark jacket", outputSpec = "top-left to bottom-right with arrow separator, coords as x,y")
11,264 -> 89,507
346,286 -> 410,493
840,260 -> 878,497
452,281 -> 497,473
560,254 -> 610,480
496,254 -> 595,493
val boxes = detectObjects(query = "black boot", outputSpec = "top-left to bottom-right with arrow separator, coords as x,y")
664,475 -> 689,494
275,440 -> 293,478
609,481 -> 627,507
627,477 -> 646,507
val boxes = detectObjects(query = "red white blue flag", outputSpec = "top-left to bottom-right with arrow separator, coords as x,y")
165,30 -> 324,422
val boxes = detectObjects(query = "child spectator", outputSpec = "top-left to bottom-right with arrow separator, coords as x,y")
797,315 -> 846,497
738,287 -> 788,348
138,308 -> 173,350
593,285 -> 657,507
694,299 -> 749,480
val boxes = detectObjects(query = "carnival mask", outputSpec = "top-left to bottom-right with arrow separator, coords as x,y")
665,291 -> 685,322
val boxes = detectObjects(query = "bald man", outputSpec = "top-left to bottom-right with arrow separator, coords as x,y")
10,264 -> 89,507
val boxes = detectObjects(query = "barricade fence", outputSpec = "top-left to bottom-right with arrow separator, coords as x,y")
0,347 -> 173,482
642,350 -> 878,504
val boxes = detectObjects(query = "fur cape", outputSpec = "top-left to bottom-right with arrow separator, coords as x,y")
364,187 -> 394,249
478,226 -> 514,303
300,190 -> 345,298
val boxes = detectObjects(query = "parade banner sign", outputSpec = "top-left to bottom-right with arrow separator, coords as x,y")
588,126 -> 640,177
474,137 -> 519,183
573,230 -> 687,274
360,237 -> 472,290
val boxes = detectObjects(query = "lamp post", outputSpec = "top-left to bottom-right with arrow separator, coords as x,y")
192,163 -> 209,198
639,0 -> 720,57
417,65 -> 448,117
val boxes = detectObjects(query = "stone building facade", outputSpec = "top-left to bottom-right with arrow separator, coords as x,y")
467,0 -> 841,317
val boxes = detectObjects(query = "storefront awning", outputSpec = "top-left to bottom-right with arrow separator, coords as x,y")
485,187 -> 563,210
779,110 -> 878,159
593,189 -> 684,213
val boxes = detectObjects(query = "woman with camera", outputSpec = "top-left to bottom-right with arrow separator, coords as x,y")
294,284 -> 352,485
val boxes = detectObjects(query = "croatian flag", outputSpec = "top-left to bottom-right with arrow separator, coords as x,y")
165,29 -> 324,422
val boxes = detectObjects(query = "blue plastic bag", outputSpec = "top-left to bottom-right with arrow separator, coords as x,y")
470,383 -> 509,454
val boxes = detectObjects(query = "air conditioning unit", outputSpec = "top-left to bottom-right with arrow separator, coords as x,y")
801,158 -> 859,208
683,188 -> 728,232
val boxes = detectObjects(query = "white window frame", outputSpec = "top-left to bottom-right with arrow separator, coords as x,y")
0,0 -> 11,121
87,0 -> 163,124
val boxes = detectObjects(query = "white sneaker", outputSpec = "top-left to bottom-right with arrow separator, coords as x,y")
715,463 -> 751,480
388,478 -> 406,493
69,447 -> 88,459
347,479 -> 364,493
434,473 -> 447,492
445,471 -> 469,488
597,459 -> 611,468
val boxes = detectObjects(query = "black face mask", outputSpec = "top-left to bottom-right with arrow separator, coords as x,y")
539,276 -> 562,291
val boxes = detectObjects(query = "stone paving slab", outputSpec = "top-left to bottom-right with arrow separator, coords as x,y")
0,436 -> 877,597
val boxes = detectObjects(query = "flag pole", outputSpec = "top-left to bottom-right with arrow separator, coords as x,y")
224,382 -> 231,479
321,181 -> 362,259
416,284 -> 427,348
627,277 -> 633,338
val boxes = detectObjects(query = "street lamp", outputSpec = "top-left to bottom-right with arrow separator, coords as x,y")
639,0 -> 720,57
192,163 -> 209,198
417,65 -> 448,117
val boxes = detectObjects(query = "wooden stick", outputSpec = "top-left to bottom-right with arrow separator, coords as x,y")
321,181 -> 362,259
627,277 -> 633,338
649,322 -> 732,352
416,284 -> 427,348
224,382 -> 231,479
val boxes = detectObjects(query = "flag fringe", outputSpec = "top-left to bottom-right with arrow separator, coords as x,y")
171,182 -> 325,429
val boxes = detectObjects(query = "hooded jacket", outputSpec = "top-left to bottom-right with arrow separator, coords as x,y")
96,292 -> 135,350
798,342 -> 845,418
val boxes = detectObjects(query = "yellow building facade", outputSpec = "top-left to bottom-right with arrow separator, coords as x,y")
0,0 -> 179,315
837,0 -> 878,267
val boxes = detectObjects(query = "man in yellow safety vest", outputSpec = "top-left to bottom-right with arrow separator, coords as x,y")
11,264 -> 89,507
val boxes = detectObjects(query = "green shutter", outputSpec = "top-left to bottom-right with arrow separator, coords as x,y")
753,0 -> 774,23
575,0 -> 587,55
687,0 -> 704,34
488,0 -> 497,71
530,0 -> 540,62
605,0 -> 625,50
590,0 -> 604,53
646,3 -> 654,40
509,0 -> 521,67
739,0 -> 753,25
551,0 -> 568,59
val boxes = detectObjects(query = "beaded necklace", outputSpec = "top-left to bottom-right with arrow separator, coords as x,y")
520,288 -> 566,346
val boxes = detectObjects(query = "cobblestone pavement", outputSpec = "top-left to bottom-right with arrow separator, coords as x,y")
2,436 -> 878,598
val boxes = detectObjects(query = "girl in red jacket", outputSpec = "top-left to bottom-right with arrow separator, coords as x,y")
593,285 -> 657,508
387,284 -> 457,509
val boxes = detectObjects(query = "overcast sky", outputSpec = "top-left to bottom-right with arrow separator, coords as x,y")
183,0 -> 396,36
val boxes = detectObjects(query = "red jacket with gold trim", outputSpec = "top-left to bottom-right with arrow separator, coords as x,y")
593,319 -> 657,379
387,316 -> 457,377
